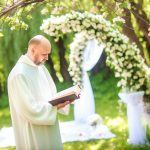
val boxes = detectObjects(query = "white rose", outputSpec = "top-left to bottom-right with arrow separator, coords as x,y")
115,72 -> 120,77
133,76 -> 138,79
127,64 -> 132,69
117,81 -> 121,87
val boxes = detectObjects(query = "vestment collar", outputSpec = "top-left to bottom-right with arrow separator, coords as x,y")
18,54 -> 38,67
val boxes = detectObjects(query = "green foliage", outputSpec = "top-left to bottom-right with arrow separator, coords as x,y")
0,6 -> 47,92
0,94 -> 9,108
0,65 -> 5,93
0,32 -> 3,37
0,5 -> 75,95
0,107 -> 11,128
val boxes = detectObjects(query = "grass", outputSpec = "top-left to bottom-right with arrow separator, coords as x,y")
0,71 -> 150,150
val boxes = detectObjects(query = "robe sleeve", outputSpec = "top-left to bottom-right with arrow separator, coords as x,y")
42,66 -> 70,115
8,74 -> 57,125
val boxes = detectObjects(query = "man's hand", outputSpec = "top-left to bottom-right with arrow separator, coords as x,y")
56,100 -> 75,109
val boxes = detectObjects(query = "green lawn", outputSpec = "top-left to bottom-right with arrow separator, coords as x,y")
0,71 -> 149,150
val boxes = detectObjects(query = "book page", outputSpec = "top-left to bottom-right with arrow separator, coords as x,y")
51,85 -> 80,100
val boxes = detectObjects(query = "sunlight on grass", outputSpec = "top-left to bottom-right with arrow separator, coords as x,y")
89,140 -> 112,150
106,116 -> 127,131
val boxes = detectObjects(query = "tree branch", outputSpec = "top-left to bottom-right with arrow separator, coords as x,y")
131,1 -> 150,45
0,0 -> 44,18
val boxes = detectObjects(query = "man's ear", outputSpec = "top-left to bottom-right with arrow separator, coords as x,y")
31,46 -> 35,54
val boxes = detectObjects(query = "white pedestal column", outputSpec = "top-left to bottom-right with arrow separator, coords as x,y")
118,91 -> 146,145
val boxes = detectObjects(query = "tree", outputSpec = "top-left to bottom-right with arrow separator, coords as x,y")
0,0 -> 45,17
47,56 -> 59,82
0,0 -> 150,88
56,37 -> 72,82
91,0 -> 150,66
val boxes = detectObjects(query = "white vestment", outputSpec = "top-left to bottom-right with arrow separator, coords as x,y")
7,55 -> 69,150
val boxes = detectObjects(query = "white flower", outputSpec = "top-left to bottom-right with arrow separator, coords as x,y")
87,114 -> 102,126
127,64 -> 132,69
121,79 -> 126,86
113,16 -> 125,24
115,72 -> 120,77
117,81 -> 121,87
133,76 -> 138,79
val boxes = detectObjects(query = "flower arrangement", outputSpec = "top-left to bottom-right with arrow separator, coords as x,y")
106,41 -> 147,93
87,114 -> 102,128
40,11 -> 150,95
69,32 -> 88,86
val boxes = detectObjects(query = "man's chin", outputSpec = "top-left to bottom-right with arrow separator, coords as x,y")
38,61 -> 46,65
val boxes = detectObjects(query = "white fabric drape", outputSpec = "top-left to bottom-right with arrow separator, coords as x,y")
74,39 -> 104,123
62,38 -> 115,142
118,91 -> 146,145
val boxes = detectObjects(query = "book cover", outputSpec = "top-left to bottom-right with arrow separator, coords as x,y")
49,85 -> 81,106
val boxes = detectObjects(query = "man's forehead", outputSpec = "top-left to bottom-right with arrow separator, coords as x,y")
41,50 -> 51,54
40,44 -> 51,53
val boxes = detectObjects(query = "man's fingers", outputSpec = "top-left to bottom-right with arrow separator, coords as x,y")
57,101 -> 70,109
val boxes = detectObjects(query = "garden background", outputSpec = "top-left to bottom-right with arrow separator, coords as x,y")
0,0 -> 150,149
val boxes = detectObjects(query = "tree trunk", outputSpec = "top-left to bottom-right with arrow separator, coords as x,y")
122,8 -> 144,57
47,56 -> 59,82
56,37 -> 71,82
131,1 -> 150,53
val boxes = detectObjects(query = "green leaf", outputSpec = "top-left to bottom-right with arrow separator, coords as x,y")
119,2 -> 130,9
0,32 -> 3,37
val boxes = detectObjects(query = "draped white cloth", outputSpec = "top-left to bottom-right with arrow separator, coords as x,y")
118,91 -> 146,145
64,39 -> 115,142
0,121 -> 116,147
60,121 -> 115,143
74,39 -> 104,123
0,127 -> 15,147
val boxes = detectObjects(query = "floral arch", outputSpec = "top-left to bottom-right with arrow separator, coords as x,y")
40,11 -> 150,95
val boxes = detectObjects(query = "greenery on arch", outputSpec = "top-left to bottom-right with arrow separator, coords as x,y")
40,11 -> 150,95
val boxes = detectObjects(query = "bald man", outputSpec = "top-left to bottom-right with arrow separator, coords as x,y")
8,35 -> 71,150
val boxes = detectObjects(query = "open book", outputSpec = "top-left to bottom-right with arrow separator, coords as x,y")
49,85 -> 81,106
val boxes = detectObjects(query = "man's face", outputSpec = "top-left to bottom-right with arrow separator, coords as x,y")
33,43 -> 51,65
